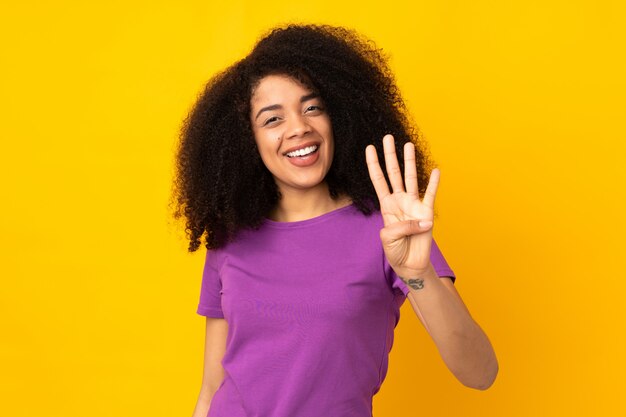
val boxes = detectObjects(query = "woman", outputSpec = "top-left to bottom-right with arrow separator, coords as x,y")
173,24 -> 498,417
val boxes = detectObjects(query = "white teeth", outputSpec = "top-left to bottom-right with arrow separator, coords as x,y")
286,145 -> 318,158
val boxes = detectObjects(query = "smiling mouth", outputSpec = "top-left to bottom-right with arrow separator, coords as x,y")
285,145 -> 319,158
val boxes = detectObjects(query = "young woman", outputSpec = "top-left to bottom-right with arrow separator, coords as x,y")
173,24 -> 498,417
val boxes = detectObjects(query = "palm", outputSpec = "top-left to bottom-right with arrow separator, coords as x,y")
366,134 -> 440,278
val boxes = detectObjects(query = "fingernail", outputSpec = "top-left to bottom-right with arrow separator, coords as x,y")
419,220 -> 433,228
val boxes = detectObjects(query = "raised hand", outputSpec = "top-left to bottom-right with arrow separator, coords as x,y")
365,134 -> 440,279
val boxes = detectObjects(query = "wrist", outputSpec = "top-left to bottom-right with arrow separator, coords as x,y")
397,262 -> 438,282
397,263 -> 441,292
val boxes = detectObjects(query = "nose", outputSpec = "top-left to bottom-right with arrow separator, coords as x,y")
285,114 -> 312,139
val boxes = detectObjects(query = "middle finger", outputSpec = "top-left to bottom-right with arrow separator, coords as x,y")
383,134 -> 405,193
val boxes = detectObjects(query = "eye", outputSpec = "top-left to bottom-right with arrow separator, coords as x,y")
305,105 -> 324,113
263,116 -> 281,126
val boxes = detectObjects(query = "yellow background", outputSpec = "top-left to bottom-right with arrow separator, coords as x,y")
1,1 -> 624,416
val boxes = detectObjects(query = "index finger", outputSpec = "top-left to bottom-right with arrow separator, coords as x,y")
365,144 -> 391,200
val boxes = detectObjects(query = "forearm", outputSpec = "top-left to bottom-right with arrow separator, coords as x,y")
191,390 -> 212,417
400,263 -> 498,390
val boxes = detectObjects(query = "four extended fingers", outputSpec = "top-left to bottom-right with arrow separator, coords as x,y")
365,134 -> 440,206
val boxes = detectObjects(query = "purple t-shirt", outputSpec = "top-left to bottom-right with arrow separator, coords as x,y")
197,204 -> 455,417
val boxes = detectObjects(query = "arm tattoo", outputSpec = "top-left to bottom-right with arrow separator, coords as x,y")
401,277 -> 425,290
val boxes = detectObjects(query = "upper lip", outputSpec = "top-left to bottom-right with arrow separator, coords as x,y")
282,141 -> 321,156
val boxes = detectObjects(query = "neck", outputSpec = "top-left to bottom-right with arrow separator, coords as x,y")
269,182 -> 351,222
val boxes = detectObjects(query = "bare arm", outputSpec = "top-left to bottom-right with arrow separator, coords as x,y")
192,317 -> 228,417
403,266 -> 498,390
365,136 -> 498,390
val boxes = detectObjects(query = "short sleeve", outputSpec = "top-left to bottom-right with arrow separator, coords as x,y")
196,249 -> 225,318
387,238 -> 456,297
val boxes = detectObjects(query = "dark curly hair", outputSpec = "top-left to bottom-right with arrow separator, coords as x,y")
171,24 -> 434,251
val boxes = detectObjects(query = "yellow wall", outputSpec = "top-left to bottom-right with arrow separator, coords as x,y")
1,1 -> 624,416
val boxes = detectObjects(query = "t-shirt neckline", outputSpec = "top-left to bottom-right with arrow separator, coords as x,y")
262,203 -> 356,229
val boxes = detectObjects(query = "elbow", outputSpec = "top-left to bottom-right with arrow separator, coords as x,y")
466,369 -> 498,391
461,357 -> 499,391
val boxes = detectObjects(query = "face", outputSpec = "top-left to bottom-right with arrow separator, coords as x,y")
250,74 -> 334,195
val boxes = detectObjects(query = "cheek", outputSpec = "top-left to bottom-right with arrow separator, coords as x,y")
326,133 -> 335,158
252,131 -> 273,154
256,144 -> 272,163
322,119 -> 334,150
253,136 -> 281,168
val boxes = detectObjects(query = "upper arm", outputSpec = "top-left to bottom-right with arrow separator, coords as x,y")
200,317 -> 228,396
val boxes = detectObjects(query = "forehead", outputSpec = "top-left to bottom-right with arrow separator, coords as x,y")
250,74 -> 314,106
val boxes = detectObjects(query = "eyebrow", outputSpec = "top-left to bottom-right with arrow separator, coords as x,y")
254,92 -> 321,121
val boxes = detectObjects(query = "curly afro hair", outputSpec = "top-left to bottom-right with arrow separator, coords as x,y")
171,24 -> 434,251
